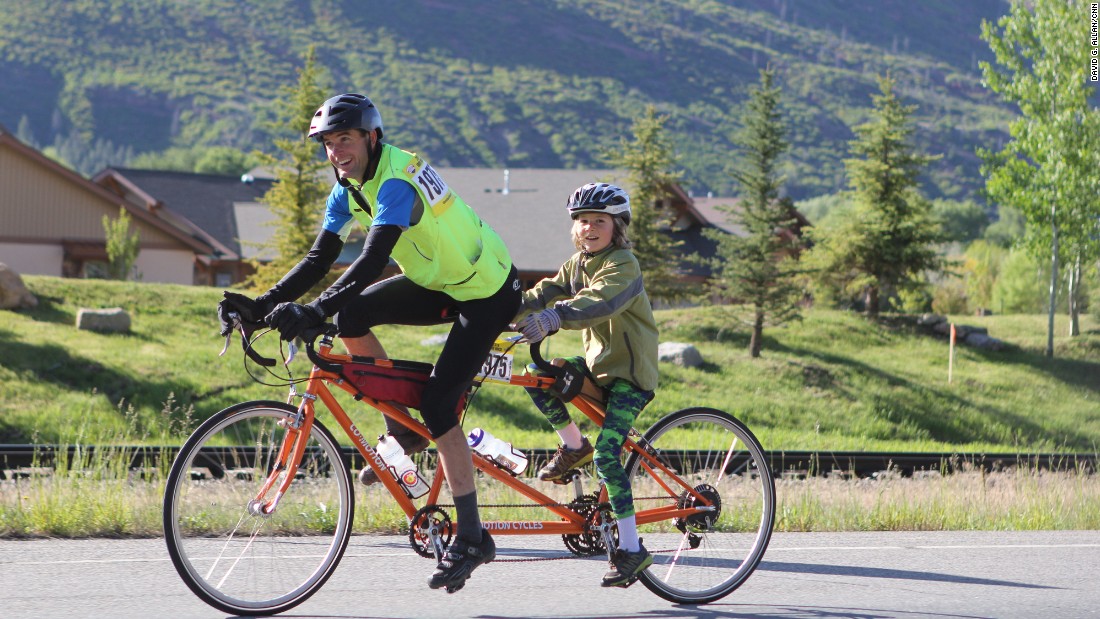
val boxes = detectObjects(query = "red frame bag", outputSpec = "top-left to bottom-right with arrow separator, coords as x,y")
340,358 -> 466,415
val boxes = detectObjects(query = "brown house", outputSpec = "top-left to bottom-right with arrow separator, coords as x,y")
0,128 -> 215,283
93,167 -> 275,287
691,195 -> 810,253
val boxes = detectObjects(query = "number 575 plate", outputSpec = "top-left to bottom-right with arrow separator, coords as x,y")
476,339 -> 516,383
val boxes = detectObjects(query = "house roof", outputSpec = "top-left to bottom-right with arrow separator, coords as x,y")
94,168 -> 275,259
692,195 -> 812,235
99,163 -> 786,279
442,167 -> 632,272
243,165 -> 712,274
691,196 -> 747,236
0,129 -> 214,254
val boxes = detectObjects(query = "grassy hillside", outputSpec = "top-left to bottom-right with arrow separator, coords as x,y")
0,0 -> 1013,200
1,276 -> 1097,454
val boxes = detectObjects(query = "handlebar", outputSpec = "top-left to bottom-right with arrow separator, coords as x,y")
527,337 -> 554,373
220,312 -> 276,367
525,333 -> 584,401
300,323 -> 343,373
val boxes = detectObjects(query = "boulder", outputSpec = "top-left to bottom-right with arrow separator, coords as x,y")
0,263 -> 37,310
964,332 -> 1005,352
76,307 -> 131,333
658,342 -> 704,368
958,324 -> 989,339
918,313 -> 946,327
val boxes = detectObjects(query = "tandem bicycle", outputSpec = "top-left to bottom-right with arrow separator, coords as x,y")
163,318 -> 775,615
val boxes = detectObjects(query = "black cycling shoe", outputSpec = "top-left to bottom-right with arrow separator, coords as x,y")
428,528 -> 496,593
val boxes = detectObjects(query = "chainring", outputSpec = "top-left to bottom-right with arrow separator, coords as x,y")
409,505 -> 453,559
561,493 -> 608,556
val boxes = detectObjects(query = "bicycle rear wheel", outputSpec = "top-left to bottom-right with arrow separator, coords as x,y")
624,407 -> 775,604
163,400 -> 353,616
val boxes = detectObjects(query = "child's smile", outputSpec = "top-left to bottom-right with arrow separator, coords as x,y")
573,213 -> 614,253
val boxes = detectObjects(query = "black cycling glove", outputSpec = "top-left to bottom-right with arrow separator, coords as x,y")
265,301 -> 326,341
217,291 -> 274,336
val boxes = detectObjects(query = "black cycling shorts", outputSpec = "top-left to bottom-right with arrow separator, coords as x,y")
334,267 -> 522,437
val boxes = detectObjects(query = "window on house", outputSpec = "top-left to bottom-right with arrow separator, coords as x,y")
83,261 -> 110,279
215,272 -> 233,288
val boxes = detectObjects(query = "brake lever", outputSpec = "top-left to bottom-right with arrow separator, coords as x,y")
220,311 -> 277,367
219,313 -> 241,357
286,339 -> 298,366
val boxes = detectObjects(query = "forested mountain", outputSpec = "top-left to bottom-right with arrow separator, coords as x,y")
0,0 -> 1014,201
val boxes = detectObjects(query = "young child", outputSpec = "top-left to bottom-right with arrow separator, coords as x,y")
514,182 -> 660,587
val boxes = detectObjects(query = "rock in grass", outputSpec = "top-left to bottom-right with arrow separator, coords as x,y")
0,263 -> 37,310
658,342 -> 703,368
76,307 -> 131,333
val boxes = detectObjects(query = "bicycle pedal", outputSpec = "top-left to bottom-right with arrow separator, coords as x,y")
445,582 -> 465,594
551,470 -> 582,485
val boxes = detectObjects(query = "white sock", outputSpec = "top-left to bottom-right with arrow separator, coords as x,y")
616,515 -> 639,552
557,423 -> 584,450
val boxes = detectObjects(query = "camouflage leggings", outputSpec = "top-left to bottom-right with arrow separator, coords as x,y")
525,357 -> 654,519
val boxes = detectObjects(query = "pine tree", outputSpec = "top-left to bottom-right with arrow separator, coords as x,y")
245,46 -> 332,294
704,69 -> 803,357
805,75 -> 943,317
604,106 -> 685,303
102,207 -> 140,281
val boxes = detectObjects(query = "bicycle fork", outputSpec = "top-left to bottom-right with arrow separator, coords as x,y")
249,402 -> 313,516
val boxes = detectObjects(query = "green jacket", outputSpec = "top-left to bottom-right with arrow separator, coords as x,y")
520,246 -> 659,391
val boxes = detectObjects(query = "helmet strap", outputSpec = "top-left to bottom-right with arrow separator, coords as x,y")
363,131 -> 383,181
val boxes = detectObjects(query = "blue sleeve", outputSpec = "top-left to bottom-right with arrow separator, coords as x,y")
373,178 -> 415,228
322,184 -> 354,237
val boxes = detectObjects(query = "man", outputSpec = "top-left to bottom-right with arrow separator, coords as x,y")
218,93 -> 520,592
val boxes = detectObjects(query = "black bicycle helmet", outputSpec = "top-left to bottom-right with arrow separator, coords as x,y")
308,93 -> 383,141
565,183 -> 631,224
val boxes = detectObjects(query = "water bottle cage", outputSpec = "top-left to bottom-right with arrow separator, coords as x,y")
549,363 -> 585,402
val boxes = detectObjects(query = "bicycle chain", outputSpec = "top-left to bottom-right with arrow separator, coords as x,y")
433,495 -> 668,510
427,494 -> 692,563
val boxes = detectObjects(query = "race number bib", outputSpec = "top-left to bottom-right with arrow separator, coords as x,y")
476,339 -> 515,383
409,163 -> 450,209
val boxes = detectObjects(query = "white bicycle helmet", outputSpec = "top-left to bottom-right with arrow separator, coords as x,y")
565,183 -> 631,224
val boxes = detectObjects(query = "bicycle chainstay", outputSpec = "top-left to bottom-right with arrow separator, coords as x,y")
432,493 -> 614,563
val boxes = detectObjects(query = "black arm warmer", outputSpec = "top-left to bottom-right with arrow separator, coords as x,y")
311,225 -> 402,317
258,229 -> 344,307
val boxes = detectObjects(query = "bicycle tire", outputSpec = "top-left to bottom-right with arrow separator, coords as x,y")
163,400 -> 354,616
625,407 -> 775,604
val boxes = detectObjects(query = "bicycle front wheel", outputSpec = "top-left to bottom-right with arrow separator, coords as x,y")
163,401 -> 354,616
625,407 -> 775,604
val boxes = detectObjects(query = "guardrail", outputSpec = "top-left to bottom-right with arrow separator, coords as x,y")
2,444 -> 1095,480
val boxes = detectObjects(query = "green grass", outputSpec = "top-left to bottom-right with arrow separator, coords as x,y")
2,277 -> 1099,538
1,276 -> 1098,453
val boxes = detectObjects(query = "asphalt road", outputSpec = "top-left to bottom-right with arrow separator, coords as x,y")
2,530 -> 1098,619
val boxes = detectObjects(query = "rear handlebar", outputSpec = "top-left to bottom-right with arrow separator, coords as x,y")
526,334 -> 585,401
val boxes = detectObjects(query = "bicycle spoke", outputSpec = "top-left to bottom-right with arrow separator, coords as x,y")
164,402 -> 353,616
625,408 -> 774,604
